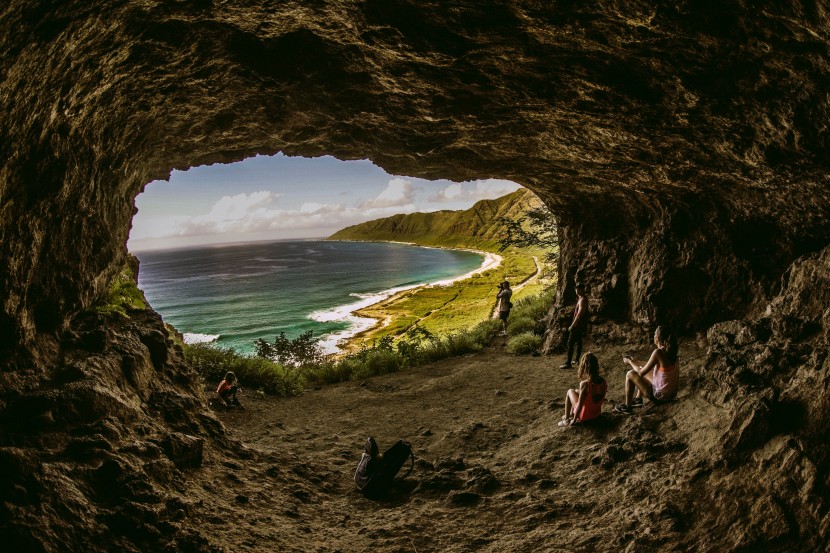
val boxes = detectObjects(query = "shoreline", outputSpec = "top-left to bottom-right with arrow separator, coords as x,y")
316,241 -> 503,354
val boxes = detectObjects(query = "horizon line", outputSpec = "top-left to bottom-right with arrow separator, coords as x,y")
128,235 -> 329,254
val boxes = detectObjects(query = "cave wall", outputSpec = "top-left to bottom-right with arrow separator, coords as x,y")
1,0 -> 830,550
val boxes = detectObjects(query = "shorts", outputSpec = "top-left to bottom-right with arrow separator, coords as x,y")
650,390 -> 676,404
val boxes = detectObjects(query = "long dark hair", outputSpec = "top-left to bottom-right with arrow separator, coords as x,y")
578,352 -> 602,383
655,326 -> 678,364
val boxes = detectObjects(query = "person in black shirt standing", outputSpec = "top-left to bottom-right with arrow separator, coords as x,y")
560,283 -> 589,369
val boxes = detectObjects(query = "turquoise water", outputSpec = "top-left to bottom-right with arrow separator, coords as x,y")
134,240 -> 485,354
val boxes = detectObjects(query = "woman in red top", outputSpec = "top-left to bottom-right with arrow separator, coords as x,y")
216,371 -> 243,408
559,352 -> 607,427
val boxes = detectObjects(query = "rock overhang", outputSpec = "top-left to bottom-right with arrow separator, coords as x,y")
1,0 -> 829,353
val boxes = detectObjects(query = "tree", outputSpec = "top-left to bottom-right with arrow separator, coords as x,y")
254,331 -> 327,367
497,205 -> 559,271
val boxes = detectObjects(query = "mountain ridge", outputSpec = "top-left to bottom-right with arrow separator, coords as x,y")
328,188 -> 545,251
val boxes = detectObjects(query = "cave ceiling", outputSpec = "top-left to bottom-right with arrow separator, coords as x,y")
1,0 -> 830,348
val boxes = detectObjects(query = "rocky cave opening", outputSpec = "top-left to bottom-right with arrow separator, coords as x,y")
125,153 -> 530,354
1,1 -> 829,551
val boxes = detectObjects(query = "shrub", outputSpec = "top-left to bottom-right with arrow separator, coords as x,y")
184,343 -> 304,397
506,315 -> 536,336
512,288 -> 555,323
506,332 -> 542,355
351,348 -> 404,380
418,320 -> 500,363
396,338 -> 424,367
295,319 -> 502,386
443,331 -> 479,356
254,330 -> 327,367
311,358 -> 356,385
469,319 -> 503,344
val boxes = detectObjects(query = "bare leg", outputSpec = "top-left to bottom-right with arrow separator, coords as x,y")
625,370 -> 653,406
565,389 -> 578,420
627,359 -> 645,398
633,371 -> 653,399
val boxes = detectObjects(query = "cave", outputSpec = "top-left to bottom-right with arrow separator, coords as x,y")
1,1 -> 829,551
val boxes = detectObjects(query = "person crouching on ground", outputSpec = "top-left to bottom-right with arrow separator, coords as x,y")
559,283 -> 589,369
496,280 -> 513,335
559,352 -> 607,427
615,326 -> 679,414
216,371 -> 243,408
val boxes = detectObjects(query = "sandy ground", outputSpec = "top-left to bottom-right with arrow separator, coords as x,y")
189,336 -> 720,552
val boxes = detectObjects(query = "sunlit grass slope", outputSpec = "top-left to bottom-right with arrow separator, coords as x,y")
351,249 -> 547,344
328,189 -> 555,348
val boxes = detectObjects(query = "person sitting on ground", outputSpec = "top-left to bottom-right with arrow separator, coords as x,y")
559,352 -> 607,427
615,326 -> 679,414
216,371 -> 243,408
559,283 -> 589,369
496,280 -> 513,335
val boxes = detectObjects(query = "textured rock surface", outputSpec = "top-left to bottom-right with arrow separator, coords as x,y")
1,1 -> 829,550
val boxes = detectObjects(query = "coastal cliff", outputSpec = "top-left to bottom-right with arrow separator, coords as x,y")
0,1 -> 828,551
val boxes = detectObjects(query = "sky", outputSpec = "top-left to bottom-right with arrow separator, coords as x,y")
128,153 -> 523,251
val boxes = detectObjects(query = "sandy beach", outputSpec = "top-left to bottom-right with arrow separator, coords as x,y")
314,245 -> 503,354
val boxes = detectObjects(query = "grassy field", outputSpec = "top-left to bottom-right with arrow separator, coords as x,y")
342,246 -> 552,350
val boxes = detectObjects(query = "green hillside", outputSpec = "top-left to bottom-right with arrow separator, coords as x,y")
326,188 -> 555,350
327,188 -> 545,250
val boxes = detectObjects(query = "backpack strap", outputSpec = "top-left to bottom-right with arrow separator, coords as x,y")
400,445 -> 415,479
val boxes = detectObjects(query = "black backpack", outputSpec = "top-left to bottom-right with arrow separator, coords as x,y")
354,437 -> 414,497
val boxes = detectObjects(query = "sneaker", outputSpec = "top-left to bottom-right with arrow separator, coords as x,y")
558,363 -> 572,370
631,397 -> 644,408
557,418 -> 571,427
614,403 -> 633,415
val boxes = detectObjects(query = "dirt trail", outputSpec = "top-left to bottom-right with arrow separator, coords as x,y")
513,256 -> 541,292
190,338 -> 719,552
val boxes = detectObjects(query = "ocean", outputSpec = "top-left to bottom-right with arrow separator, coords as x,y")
134,240 -> 486,355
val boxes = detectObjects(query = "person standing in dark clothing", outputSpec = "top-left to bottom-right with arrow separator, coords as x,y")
496,281 -> 513,335
560,284 -> 589,369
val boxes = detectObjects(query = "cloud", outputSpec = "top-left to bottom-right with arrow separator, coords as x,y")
203,191 -> 278,221
169,193 -> 357,237
133,189 -> 423,243
357,178 -> 415,209
130,177 -> 525,250
430,179 -> 522,203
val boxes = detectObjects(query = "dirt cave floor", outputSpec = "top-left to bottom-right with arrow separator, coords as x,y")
189,338 -> 724,552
